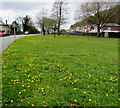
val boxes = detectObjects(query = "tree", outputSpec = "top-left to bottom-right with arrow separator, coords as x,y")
70,20 -> 87,29
15,16 -> 23,32
36,9 -> 48,35
14,15 -> 39,34
22,15 -> 31,32
51,0 -> 68,35
45,18 -> 56,34
12,21 -> 19,31
10,21 -> 20,35
106,3 -> 120,24
75,0 -> 118,37
28,25 -> 39,34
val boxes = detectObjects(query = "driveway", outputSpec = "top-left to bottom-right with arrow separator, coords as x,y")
0,34 -> 39,53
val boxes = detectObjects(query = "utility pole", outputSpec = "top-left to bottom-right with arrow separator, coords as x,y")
6,20 -> 7,35
8,13 -> 10,35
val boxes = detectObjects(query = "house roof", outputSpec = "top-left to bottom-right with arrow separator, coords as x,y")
0,20 -> 9,26
105,23 -> 120,27
83,23 -> 120,27
0,20 -> 5,25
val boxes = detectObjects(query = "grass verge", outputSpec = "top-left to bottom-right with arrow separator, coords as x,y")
2,35 -> 119,106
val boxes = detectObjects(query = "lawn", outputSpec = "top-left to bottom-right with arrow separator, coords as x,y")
2,35 -> 119,107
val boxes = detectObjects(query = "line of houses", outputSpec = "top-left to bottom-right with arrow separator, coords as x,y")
0,20 -> 11,36
68,23 -> 120,33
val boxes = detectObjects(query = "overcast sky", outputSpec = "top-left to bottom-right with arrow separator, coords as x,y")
1,0 -> 118,30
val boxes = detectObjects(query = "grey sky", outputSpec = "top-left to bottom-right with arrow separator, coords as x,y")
2,2 -> 47,11
0,1 -> 88,29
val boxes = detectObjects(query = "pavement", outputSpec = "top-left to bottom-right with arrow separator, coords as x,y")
0,34 -> 39,53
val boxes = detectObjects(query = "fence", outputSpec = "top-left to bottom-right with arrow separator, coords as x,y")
64,32 -> 120,38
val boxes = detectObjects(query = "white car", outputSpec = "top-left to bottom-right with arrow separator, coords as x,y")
25,31 -> 29,34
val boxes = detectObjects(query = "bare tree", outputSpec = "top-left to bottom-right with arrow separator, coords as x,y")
36,9 -> 48,35
45,18 -> 56,34
75,0 -> 118,37
51,0 -> 68,35
15,16 -> 23,31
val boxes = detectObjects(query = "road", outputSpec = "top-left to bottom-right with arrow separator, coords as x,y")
0,34 -> 38,53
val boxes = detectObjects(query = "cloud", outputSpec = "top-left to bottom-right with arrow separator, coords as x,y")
0,1 -> 83,29
2,0 -> 55,2
2,2 -> 46,12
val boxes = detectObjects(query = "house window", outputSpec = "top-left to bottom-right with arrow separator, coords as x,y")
107,27 -> 111,30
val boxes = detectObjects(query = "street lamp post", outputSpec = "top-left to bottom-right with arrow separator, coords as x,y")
12,23 -> 16,41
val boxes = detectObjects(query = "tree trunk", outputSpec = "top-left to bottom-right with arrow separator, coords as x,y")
57,4 -> 62,35
54,28 -> 56,37
97,24 -> 101,37
47,30 -> 50,34
42,27 -> 45,35
57,28 -> 60,35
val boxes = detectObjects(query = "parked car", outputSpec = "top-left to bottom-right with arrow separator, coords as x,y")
0,31 -> 7,37
25,31 -> 29,35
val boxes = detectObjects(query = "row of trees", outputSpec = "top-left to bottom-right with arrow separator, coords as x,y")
11,15 -> 39,34
74,0 -> 120,37
36,0 -> 68,35
12,0 -> 120,37
12,0 -> 68,35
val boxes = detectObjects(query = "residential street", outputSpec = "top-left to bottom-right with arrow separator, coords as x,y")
0,34 -> 38,53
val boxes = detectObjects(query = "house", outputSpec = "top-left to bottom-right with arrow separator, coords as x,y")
69,28 -> 76,32
71,23 -> 120,33
0,20 -> 10,35
101,23 -> 120,32
86,23 -> 120,33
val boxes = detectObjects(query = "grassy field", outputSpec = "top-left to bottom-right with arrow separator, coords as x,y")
2,35 -> 119,107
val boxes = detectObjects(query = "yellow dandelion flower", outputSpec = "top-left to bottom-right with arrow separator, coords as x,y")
32,104 -> 35,106
22,85 -> 25,87
19,92 -> 21,94
23,89 -> 26,92
74,80 -> 77,82
89,99 -> 92,101
47,86 -> 49,88
28,75 -> 31,77
43,101 -> 45,103
74,100 -> 77,102
11,100 -> 13,103
96,79 -> 98,81
28,85 -> 30,88
74,88 -> 77,91
106,94 -> 108,96
31,80 -> 34,82
84,91 -> 86,94
44,105 -> 46,107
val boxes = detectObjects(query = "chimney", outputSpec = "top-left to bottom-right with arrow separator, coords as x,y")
6,20 -> 7,25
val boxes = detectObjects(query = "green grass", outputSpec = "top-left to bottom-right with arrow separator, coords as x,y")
2,35 -> 119,107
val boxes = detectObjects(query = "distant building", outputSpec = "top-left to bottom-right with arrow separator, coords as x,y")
69,23 -> 120,34
0,20 -> 10,35
84,23 -> 120,33
101,23 -> 120,33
